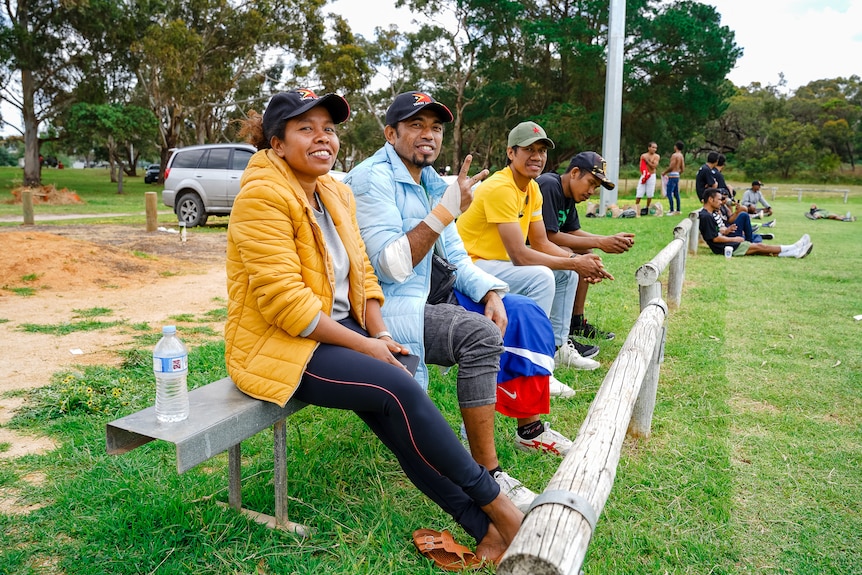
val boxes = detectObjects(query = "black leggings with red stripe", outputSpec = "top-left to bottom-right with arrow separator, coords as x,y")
292,318 -> 500,542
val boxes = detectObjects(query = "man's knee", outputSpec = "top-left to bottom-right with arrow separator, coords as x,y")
452,312 -> 503,359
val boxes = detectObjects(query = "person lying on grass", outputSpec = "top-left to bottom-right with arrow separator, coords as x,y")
699,189 -> 813,258
806,204 -> 856,222
226,89 -> 522,570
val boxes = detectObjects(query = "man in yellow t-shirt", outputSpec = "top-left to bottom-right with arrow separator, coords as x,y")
458,121 -> 613,372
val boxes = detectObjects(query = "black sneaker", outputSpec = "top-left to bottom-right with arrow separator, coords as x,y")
760,233 -> 775,240
568,338 -> 599,359
570,320 -> 615,341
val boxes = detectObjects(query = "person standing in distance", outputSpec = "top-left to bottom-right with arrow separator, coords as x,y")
635,142 -> 660,216
662,141 -> 685,215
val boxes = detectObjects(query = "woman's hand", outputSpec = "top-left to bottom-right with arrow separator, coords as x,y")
361,335 -> 412,371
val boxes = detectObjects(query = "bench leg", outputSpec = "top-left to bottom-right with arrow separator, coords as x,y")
228,443 -> 242,511
219,421 -> 310,536
273,419 -> 288,526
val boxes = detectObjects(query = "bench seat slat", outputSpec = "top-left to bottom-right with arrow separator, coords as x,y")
106,377 -> 306,473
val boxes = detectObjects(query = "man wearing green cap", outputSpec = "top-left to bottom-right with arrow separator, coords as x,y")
457,122 -> 613,372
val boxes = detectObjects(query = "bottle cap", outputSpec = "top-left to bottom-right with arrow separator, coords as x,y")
162,325 -> 177,334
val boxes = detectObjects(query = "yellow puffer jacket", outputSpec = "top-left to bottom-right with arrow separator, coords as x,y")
225,149 -> 384,406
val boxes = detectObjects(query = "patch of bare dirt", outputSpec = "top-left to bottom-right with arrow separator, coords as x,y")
0,224 -> 228,465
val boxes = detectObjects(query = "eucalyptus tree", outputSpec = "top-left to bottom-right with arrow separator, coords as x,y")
65,103 -> 159,184
0,0 -> 92,185
411,0 -> 741,169
132,0 -> 328,166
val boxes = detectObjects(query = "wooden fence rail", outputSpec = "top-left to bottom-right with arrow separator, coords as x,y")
636,217 -> 691,310
498,299 -> 668,575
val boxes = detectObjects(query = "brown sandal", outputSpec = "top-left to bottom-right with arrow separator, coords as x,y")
412,528 -> 483,572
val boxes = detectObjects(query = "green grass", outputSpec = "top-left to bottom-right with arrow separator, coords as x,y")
0,196 -> 859,574
17,319 -> 125,335
1,286 -> 36,296
0,166 -> 227,229
72,307 -> 113,318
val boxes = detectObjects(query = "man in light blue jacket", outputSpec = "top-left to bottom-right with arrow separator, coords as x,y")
348,91 -> 576,512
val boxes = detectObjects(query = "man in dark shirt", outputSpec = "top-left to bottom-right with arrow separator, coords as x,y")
536,152 -> 635,347
695,151 -> 719,202
699,189 -> 812,258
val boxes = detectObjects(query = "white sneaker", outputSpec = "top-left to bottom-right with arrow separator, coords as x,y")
492,470 -> 537,512
549,375 -> 575,398
795,242 -> 813,258
555,340 -> 600,370
515,422 -> 573,457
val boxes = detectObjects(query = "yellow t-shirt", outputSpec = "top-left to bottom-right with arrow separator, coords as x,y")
457,166 -> 544,262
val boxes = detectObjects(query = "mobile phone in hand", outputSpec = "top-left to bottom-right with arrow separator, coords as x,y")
394,352 -> 420,375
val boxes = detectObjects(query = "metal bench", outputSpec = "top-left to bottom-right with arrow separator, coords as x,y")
106,376 -> 310,534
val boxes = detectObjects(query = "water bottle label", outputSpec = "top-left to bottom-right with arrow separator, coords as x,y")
154,355 -> 188,373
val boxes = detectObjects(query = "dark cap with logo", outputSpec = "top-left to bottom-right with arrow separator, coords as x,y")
385,91 -> 454,126
566,152 -> 615,190
262,89 -> 351,139
751,180 -> 763,187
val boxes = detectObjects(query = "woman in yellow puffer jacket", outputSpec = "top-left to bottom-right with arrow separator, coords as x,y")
225,89 -> 522,568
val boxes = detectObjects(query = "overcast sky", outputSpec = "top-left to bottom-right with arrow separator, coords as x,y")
329,0 -> 862,91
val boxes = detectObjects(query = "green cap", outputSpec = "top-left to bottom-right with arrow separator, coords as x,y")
507,121 -> 555,149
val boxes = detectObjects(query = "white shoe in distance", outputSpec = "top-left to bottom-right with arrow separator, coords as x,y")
493,470 -> 537,512
549,375 -> 575,398
554,340 -> 600,371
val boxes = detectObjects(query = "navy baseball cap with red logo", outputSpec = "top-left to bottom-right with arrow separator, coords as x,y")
385,91 -> 454,126
566,151 -> 615,190
262,89 -> 351,137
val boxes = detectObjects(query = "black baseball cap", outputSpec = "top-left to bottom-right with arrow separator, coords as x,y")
751,180 -> 763,186
262,89 -> 351,137
385,91 -> 454,126
566,152 -> 615,190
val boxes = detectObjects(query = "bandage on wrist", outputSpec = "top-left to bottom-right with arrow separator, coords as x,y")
424,204 -> 455,234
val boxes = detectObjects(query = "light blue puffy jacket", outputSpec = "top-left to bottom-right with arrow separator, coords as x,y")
347,143 -> 507,389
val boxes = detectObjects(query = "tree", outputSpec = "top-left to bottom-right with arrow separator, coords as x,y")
131,0 -> 327,167
0,0 -> 80,186
790,77 -> 862,170
64,103 -> 159,184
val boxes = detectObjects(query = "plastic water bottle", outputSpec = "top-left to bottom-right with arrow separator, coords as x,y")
153,326 -> 189,422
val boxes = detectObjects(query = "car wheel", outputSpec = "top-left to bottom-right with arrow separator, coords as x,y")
176,193 -> 208,227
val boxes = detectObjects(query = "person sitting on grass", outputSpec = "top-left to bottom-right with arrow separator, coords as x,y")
741,180 -> 773,218
226,89 -> 522,570
699,189 -> 812,258
805,205 -> 855,221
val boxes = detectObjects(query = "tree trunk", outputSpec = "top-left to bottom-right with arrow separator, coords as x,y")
21,69 -> 41,187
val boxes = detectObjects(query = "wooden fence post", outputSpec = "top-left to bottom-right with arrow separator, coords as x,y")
628,302 -> 667,439
666,219 -> 690,309
22,189 -> 35,225
145,192 -> 158,232
687,211 -> 699,255
498,301 -> 668,575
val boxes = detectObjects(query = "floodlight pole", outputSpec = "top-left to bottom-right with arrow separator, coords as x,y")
600,0 -> 626,214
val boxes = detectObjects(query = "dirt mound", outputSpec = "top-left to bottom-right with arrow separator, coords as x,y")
0,231 -> 188,291
7,184 -> 83,205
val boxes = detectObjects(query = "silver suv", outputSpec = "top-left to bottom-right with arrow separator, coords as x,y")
162,143 -> 256,227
